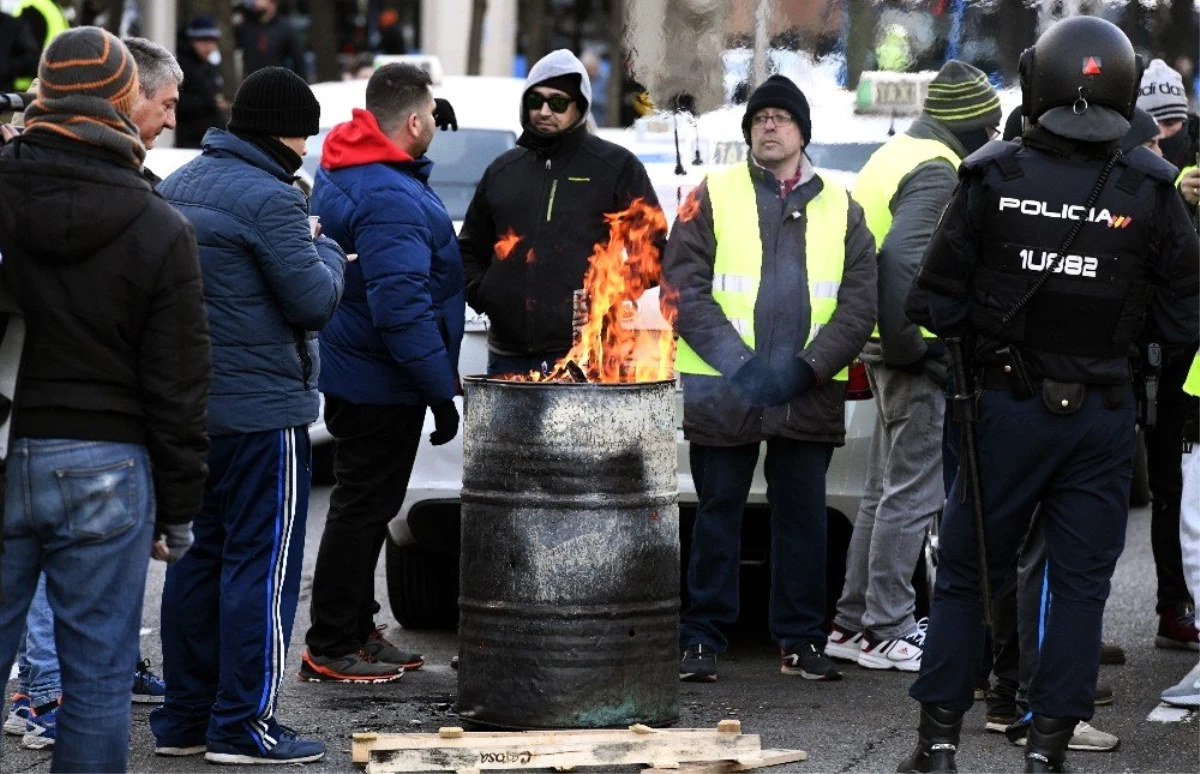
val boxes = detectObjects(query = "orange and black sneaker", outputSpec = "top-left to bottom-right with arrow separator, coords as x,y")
361,625 -> 425,670
298,649 -> 404,683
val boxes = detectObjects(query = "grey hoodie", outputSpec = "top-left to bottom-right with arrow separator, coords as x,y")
521,49 -> 593,130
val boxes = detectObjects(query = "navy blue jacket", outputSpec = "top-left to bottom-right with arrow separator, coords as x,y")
310,108 -> 465,406
160,129 -> 345,436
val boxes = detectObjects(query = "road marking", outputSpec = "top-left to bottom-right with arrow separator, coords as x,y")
1147,703 -> 1197,722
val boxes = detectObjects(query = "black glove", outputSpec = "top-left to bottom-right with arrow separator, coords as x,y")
429,400 -> 460,445
155,522 -> 194,564
433,98 -> 458,131
730,356 -> 815,407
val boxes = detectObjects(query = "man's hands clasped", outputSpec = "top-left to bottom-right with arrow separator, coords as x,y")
730,356 -> 816,407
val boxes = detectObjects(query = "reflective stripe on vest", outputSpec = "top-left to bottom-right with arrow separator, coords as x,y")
15,0 -> 70,91
1177,165 -> 1198,189
675,163 -> 851,380
1184,352 -> 1200,398
853,134 -> 958,340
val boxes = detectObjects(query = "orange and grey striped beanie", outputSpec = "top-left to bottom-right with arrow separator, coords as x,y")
23,27 -> 146,167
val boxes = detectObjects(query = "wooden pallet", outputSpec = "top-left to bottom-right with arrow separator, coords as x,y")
351,720 -> 806,774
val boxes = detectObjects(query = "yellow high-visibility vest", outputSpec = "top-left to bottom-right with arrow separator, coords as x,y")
1184,353 -> 1199,398
675,163 -> 850,380
15,0 -> 70,91
853,134 -> 958,340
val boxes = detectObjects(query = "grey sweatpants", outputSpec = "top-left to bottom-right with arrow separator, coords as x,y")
834,341 -> 946,639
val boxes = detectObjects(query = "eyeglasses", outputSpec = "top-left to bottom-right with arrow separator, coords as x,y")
751,112 -> 795,127
524,92 -> 574,114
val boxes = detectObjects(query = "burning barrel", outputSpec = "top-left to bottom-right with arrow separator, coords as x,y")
456,376 -> 680,729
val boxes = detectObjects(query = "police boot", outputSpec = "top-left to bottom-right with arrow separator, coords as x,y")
1023,715 -> 1076,773
897,704 -> 962,773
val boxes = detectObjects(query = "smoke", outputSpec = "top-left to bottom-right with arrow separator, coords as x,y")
625,0 -> 728,115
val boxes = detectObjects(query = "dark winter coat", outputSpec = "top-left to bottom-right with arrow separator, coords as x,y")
0,12 -> 38,92
175,42 -> 226,149
0,134 -> 211,524
159,129 -> 345,436
311,108 -> 465,407
663,160 -> 877,447
235,13 -> 306,79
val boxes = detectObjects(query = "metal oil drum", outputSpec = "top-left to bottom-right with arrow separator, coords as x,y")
456,377 -> 679,729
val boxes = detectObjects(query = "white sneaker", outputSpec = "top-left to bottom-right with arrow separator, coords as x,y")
1015,721 -> 1119,752
825,625 -> 864,662
857,618 -> 927,672
1161,661 -> 1200,708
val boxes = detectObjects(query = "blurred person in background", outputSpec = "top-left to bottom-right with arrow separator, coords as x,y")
0,4 -> 39,92
9,0 -> 68,90
175,16 -> 227,150
236,0 -> 306,81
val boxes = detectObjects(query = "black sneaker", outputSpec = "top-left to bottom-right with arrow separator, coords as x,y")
297,649 -> 404,683
679,644 -> 717,682
780,643 -> 842,681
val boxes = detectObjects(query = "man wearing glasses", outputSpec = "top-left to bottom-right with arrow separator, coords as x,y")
459,49 -> 661,376
664,75 -> 877,683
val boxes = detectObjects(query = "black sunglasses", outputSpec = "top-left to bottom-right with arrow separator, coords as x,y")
524,92 -> 574,114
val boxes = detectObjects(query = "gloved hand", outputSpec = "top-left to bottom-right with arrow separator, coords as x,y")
154,522 -> 194,564
429,400 -> 460,445
730,356 -> 815,406
433,98 -> 458,131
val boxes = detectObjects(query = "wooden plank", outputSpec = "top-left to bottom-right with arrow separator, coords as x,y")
642,749 -> 808,774
362,730 -> 763,773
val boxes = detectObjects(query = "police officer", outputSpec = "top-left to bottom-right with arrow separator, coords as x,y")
900,17 -> 1199,774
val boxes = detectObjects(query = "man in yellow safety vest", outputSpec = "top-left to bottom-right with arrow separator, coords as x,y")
13,0 -> 68,91
663,74 -> 877,684
826,60 -> 1000,675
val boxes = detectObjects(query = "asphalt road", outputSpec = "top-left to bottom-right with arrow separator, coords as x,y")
4,487 -> 1197,773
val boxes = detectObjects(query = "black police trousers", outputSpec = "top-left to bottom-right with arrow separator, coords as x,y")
911,385 -> 1135,720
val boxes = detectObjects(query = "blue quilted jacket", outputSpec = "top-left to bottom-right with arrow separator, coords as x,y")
159,129 -> 345,436
310,108 -> 465,407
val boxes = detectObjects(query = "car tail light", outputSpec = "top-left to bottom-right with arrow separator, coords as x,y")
846,360 -> 872,401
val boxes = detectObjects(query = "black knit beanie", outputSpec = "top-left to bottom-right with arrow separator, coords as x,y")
228,66 -> 320,137
742,75 -> 812,145
531,73 -> 584,107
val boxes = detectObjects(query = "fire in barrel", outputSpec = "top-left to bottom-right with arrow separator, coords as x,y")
456,199 -> 680,729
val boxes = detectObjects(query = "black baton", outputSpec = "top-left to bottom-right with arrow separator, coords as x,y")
947,336 -> 993,629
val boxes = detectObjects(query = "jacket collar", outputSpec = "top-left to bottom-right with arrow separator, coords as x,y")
200,128 -> 297,184
908,113 -> 968,159
517,121 -> 588,158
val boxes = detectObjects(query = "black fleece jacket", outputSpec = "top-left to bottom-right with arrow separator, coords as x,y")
458,124 -> 661,355
0,135 -> 212,524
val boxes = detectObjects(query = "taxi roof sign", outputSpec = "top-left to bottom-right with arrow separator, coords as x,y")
855,71 -> 936,116
372,54 -> 445,85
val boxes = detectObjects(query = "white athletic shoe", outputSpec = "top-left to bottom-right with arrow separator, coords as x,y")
825,625 -> 865,662
858,618 -> 927,672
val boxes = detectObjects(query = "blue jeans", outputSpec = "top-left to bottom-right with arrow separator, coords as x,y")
680,439 -> 834,652
0,439 -> 154,773
15,574 -> 62,707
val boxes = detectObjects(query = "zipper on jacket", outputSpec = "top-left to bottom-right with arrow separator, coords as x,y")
546,178 -> 559,222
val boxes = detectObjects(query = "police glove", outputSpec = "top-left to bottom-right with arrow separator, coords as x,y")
154,522 -> 194,564
433,98 -> 458,131
429,400 -> 460,446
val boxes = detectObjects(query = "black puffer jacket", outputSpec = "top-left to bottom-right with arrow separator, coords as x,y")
0,135 -> 212,524
459,125 -> 661,356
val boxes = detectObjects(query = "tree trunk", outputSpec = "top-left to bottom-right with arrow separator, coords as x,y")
467,0 -> 488,75
845,0 -> 873,90
103,0 -> 122,34
522,0 -> 547,70
309,0 -> 341,82
995,0 -> 1034,85
605,0 -> 624,128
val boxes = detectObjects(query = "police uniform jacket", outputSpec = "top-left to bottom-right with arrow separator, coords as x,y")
911,126 -> 1200,384
663,161 -> 877,447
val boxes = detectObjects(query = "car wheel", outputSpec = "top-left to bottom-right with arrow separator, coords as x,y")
1129,426 -> 1150,507
913,512 -> 939,620
385,539 -> 459,630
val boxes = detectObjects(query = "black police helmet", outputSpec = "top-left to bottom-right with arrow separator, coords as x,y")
1019,16 -> 1142,142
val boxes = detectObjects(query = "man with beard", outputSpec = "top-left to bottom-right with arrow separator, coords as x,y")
301,63 -> 463,683
459,49 -> 661,376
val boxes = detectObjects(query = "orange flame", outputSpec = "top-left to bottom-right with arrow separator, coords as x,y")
494,228 -> 521,261
512,198 -> 674,384
676,187 -> 702,223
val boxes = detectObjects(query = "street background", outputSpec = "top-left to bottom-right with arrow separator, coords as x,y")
6,487 -> 1196,773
